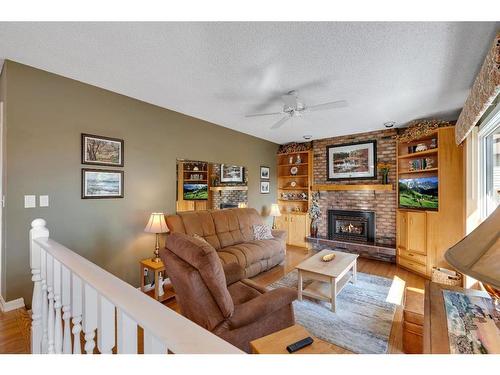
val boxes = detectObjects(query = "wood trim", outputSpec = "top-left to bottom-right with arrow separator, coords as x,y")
0,296 -> 25,312
209,186 -> 248,192
311,184 -> 393,191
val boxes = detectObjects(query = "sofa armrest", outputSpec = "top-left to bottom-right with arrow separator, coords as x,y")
271,229 -> 287,241
228,287 -> 297,329
222,262 -> 245,286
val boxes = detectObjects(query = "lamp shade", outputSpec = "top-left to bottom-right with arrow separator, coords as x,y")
444,205 -> 500,289
269,204 -> 281,217
144,213 -> 169,234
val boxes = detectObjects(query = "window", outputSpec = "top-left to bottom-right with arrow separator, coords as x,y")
479,102 -> 500,218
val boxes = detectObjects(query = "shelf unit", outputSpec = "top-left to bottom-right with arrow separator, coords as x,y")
177,160 -> 210,212
396,127 -> 465,279
275,150 -> 312,248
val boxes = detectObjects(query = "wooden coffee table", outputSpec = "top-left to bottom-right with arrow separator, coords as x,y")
250,324 -> 351,354
296,249 -> 358,312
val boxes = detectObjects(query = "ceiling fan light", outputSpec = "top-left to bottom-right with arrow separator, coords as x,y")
303,135 -> 312,140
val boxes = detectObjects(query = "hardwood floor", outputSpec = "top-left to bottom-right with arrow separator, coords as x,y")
0,245 -> 426,354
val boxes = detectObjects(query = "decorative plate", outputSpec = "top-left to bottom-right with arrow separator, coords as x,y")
290,181 -> 297,187
290,166 -> 298,176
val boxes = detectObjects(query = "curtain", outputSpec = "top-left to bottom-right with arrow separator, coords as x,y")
455,32 -> 500,145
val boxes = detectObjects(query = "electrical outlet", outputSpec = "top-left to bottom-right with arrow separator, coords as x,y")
143,268 -> 148,276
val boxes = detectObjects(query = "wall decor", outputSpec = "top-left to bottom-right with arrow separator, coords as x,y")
394,119 -> 452,143
260,181 -> 270,194
81,133 -> 124,167
277,141 -> 312,154
290,166 -> 298,176
82,169 -> 124,199
220,164 -> 244,183
260,166 -> 270,180
327,140 -> 377,180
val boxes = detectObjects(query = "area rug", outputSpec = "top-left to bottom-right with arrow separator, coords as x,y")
268,270 -> 396,354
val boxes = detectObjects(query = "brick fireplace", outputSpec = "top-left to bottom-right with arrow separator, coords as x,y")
309,129 -> 397,262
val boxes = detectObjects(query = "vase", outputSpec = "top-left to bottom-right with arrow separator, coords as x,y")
310,222 -> 318,238
382,173 -> 389,185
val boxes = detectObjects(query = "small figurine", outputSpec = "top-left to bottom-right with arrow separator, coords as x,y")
296,154 -> 302,164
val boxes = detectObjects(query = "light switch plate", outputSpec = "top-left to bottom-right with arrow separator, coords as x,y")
40,195 -> 49,207
24,195 -> 36,208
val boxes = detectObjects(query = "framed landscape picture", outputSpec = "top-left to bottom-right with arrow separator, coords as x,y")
82,169 -> 124,199
260,166 -> 270,180
260,181 -> 270,194
82,133 -> 124,167
327,140 -> 377,180
220,164 -> 244,183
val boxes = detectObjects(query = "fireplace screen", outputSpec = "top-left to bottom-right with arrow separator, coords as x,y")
328,209 -> 375,243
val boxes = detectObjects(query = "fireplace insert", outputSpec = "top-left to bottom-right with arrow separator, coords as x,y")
220,203 -> 238,209
328,209 -> 375,243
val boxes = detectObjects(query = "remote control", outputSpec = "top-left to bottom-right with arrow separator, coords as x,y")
286,336 -> 314,353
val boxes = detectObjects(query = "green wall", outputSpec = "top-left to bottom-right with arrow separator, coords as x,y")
1,61 -> 278,304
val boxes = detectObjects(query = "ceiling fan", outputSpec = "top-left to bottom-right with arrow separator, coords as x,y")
245,90 -> 348,129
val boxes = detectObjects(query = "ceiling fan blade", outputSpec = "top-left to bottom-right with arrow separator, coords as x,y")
270,116 -> 291,130
307,100 -> 348,112
245,112 -> 283,118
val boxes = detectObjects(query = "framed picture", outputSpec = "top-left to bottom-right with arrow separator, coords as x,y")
327,140 -> 377,180
82,133 -> 124,167
260,166 -> 270,180
220,164 -> 244,183
82,169 -> 124,199
260,181 -> 270,194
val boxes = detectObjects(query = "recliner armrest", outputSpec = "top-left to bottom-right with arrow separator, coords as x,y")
271,229 -> 287,241
222,262 -> 245,286
228,287 -> 297,329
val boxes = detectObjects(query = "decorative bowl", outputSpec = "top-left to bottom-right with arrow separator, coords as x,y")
321,253 -> 336,262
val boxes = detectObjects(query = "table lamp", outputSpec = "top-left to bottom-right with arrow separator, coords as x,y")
269,203 -> 281,230
444,205 -> 500,307
144,213 -> 169,263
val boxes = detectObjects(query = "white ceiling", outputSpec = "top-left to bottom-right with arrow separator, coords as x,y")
0,22 -> 498,144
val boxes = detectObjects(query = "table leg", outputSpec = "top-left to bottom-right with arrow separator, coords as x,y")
331,278 -> 337,313
298,270 -> 303,301
140,264 -> 145,292
154,270 -> 159,300
353,261 -> 357,284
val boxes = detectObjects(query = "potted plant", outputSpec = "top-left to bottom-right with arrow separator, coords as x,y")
378,162 -> 391,185
308,192 -> 321,238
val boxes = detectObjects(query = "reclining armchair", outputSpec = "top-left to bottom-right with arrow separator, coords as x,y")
161,232 -> 297,353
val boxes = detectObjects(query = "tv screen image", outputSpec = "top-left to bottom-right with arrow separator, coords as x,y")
399,176 -> 438,210
183,183 -> 208,200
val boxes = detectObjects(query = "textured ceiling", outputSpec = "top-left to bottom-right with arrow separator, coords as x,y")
0,22 -> 498,144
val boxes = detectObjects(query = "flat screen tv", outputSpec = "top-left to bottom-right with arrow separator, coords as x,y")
183,183 -> 208,200
399,176 -> 438,210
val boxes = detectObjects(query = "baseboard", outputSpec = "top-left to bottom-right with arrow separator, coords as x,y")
0,295 -> 25,312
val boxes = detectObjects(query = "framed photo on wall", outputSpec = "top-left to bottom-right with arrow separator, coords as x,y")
82,133 -> 124,167
220,164 -> 244,183
82,169 -> 124,199
260,166 -> 270,180
327,140 -> 377,180
260,181 -> 270,194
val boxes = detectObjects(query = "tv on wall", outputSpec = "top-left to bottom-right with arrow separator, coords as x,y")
183,183 -> 208,200
399,176 -> 438,210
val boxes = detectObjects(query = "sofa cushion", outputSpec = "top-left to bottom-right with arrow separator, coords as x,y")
211,209 -> 244,248
235,208 -> 265,242
227,281 -> 262,305
219,238 -> 283,268
177,211 -> 221,250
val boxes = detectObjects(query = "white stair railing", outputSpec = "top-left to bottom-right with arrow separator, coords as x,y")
29,218 -> 243,354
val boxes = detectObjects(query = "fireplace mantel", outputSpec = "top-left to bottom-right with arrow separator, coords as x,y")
311,184 -> 393,191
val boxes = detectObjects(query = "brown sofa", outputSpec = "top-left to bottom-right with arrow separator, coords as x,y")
161,232 -> 297,352
166,208 -> 286,278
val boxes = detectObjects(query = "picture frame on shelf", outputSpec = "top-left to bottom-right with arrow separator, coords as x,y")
260,181 -> 270,194
220,164 -> 244,183
82,169 -> 124,199
260,166 -> 270,180
81,133 -> 124,167
327,140 -> 377,180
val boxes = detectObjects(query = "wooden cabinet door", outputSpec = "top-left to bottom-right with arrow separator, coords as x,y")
275,214 -> 289,233
407,211 -> 426,254
289,214 -> 307,247
397,211 -> 408,251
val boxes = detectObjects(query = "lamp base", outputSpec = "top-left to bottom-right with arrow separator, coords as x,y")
152,234 -> 162,263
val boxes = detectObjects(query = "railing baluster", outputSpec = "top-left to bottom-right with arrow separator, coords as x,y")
61,265 -> 72,354
29,220 -> 44,354
40,249 -> 49,353
83,284 -> 98,354
97,296 -> 115,354
53,259 -> 63,353
71,274 -> 83,354
117,309 -> 137,354
46,253 -> 55,354
144,330 -> 167,354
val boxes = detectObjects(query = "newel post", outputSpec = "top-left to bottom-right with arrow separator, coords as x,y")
30,218 -> 49,354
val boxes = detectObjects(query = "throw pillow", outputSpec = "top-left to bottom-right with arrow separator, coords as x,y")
253,224 -> 273,240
